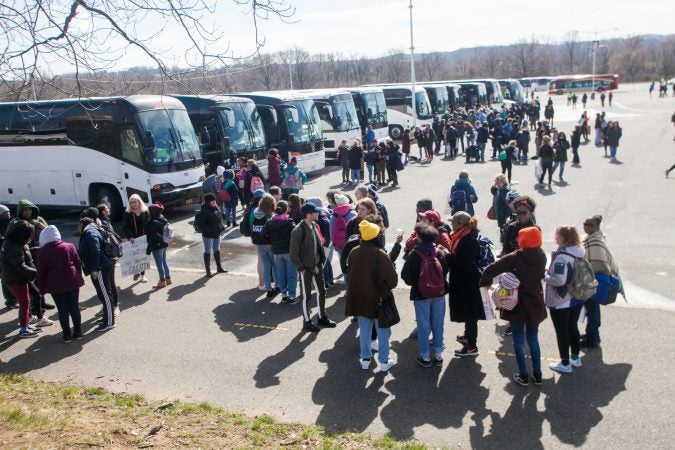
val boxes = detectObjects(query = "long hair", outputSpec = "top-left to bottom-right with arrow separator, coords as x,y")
126,193 -> 148,213
5,220 -> 34,245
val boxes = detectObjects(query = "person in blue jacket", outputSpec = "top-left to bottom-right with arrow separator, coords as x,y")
279,157 -> 307,200
448,170 -> 479,216
221,170 -> 239,227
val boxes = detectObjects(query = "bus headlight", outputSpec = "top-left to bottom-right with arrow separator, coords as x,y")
152,183 -> 174,191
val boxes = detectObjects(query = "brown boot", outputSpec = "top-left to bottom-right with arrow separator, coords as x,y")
165,277 -> 172,285
153,280 -> 167,289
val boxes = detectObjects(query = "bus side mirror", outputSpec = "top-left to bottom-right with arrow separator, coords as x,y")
144,130 -> 155,150
367,108 -> 373,118
200,127 -> 211,146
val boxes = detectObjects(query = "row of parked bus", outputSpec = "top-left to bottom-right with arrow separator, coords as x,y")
0,78 -> 527,219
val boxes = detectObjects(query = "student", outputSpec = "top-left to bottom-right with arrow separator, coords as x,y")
146,204 -> 171,289
122,193 -> 149,282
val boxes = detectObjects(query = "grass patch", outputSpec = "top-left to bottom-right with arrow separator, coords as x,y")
0,373 -> 430,449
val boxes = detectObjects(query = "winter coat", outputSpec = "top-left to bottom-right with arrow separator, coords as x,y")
348,145 -> 363,170
329,205 -> 356,249
250,208 -> 272,246
584,231 -> 620,277
491,185 -> 510,228
544,245 -> 585,309
502,220 -> 538,256
37,240 -> 85,295
401,242 -> 448,300
289,221 -> 326,271
220,179 -> 239,208
78,223 -> 113,276
449,178 -> 479,216
554,139 -> 570,162
267,155 -> 282,186
538,144 -> 554,164
516,130 -> 530,152
16,199 -> 48,247
244,165 -> 265,202
607,126 -> 622,147
477,126 -> 489,144
446,228 -> 485,323
571,129 -> 582,148
198,204 -> 224,239
122,210 -> 149,239
480,247 -> 548,325
261,214 -> 295,254
337,145 -> 350,165
146,215 -> 169,255
0,240 -> 37,285
280,164 -> 306,192
401,133 -> 411,154
344,240 -> 398,319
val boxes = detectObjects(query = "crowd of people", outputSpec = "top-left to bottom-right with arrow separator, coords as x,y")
1,96 -> 626,386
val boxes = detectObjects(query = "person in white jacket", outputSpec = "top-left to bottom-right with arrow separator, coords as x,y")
544,226 -> 585,374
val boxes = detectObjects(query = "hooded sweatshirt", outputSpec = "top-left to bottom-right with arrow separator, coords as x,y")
280,163 -> 306,191
37,226 -> 84,295
261,214 -> 295,254
16,199 -> 48,246
545,245 -> 586,309
250,208 -> 271,245
449,178 -> 478,216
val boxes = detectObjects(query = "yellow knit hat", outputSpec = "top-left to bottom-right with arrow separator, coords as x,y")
359,220 -> 380,241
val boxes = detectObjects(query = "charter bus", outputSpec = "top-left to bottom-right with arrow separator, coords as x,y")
419,82 -> 462,112
449,82 -> 488,108
0,96 -> 204,220
171,95 -> 267,174
519,77 -> 554,93
230,91 -> 325,175
349,86 -> 389,144
548,74 -> 620,94
498,79 -> 526,105
421,85 -> 450,116
459,79 -> 504,106
363,84 -> 433,140
296,89 -> 362,162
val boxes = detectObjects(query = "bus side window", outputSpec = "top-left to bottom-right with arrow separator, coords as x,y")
120,127 -> 144,166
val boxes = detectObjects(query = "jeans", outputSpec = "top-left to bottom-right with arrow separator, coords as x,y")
478,142 -> 486,161
550,304 -> 583,364
366,164 -> 374,182
152,248 -> 170,280
256,245 -> 276,290
357,316 -> 391,364
552,161 -> 566,179
273,253 -> 297,299
350,168 -> 360,183
414,296 -> 446,359
610,146 -> 618,159
323,246 -> 334,285
510,321 -> 542,377
52,289 -> 81,339
224,206 -> 237,224
584,300 -> 601,344
202,236 -> 221,254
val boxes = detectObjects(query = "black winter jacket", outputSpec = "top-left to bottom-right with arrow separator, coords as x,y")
261,216 -> 295,254
0,240 -> 37,285
198,205 -> 224,239
146,216 -> 169,254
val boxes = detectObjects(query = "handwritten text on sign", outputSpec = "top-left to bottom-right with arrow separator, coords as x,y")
120,236 -> 151,277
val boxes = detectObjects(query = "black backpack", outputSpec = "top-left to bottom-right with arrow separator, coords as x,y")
239,206 -> 253,237
100,226 -> 123,258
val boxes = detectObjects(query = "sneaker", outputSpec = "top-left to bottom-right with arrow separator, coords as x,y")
37,317 -> 54,327
114,306 -> 120,317
380,359 -> 395,372
317,316 -> 336,328
226,221 -> 231,227
513,373 -> 529,386
140,275 -> 149,283
26,324 -> 43,333
532,373 -> 543,385
95,323 -> 115,332
28,315 -> 38,325
370,339 -> 379,352
434,357 -> 444,367
570,356 -> 582,367
18,328 -> 39,338
416,356 -> 432,368
43,302 -> 56,310
63,335 -> 73,343
456,335 -> 468,344
95,309 -> 104,317
549,361 -> 573,374
455,346 -> 479,357
266,289 -> 278,299
73,333 -> 83,340
280,296 -> 289,304
5,303 -> 19,309
133,274 -> 140,281
503,325 -> 512,336
288,297 -> 299,305
303,321 -> 320,333
258,285 -> 267,291
272,287 -> 281,295
360,358 -> 371,370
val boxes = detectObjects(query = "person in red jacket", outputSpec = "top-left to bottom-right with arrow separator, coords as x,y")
37,225 -> 85,342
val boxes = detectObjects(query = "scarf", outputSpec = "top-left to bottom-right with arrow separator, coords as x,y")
449,226 -> 471,254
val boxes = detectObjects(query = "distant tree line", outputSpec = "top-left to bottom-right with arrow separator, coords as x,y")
3,33 -> 674,101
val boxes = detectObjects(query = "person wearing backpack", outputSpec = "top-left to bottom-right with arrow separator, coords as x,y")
544,226 -> 586,374
402,223 -> 449,368
197,193 -> 226,277
329,194 -> 356,257
145,204 -> 171,289
306,197 -> 333,288
279,156 -> 307,200
480,226 -> 547,386
220,170 -> 239,227
448,170 -> 478,216
251,194 -> 278,298
97,203 -> 121,316
446,212 -> 484,357
261,201 -> 297,304
243,159 -> 266,205
266,148 -> 282,187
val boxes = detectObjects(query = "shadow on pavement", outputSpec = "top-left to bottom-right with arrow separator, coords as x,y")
254,330 -> 318,388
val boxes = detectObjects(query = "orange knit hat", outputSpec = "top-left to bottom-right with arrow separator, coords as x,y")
518,226 -> 542,249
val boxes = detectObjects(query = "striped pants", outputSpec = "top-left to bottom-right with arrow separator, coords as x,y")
92,266 -> 114,327
299,266 -> 326,322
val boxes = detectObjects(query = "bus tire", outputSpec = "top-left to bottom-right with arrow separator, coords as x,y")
389,125 -> 404,140
95,186 -> 123,221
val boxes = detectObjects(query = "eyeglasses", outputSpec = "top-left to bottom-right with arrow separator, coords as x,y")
516,210 -> 529,216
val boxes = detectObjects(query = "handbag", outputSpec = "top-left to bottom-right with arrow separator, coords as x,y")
487,205 -> 496,220
377,290 -> 400,328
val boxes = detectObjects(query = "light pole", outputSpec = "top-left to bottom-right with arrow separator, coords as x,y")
409,0 -> 417,129
575,28 -> 618,93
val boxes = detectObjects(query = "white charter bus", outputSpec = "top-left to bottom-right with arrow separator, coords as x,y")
349,86 -> 389,144
363,84 -> 433,139
296,89 -> 362,161
0,96 -> 205,220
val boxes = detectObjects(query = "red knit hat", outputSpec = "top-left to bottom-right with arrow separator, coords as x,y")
518,226 -> 542,249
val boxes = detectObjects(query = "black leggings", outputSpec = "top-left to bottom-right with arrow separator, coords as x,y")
549,304 -> 583,364
539,162 -> 553,184
464,320 -> 478,348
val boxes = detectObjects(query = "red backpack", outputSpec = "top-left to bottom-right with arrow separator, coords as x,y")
331,211 -> 348,249
413,249 -> 446,298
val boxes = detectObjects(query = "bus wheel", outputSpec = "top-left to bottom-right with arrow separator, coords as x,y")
97,186 -> 123,221
389,125 -> 404,140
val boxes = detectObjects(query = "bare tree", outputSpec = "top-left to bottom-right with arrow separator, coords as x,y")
420,52 -> 445,81
510,37 -> 540,78
479,47 -> 502,78
563,30 -> 578,74
381,49 -> 406,83
0,0 -> 295,100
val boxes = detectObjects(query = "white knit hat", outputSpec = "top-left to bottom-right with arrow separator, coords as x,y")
39,225 -> 62,247
0,204 -> 9,215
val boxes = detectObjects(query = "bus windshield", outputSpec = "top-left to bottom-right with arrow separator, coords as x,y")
415,91 -> 432,119
361,91 -> 387,128
217,101 -> 265,152
331,96 -> 360,132
245,102 -> 266,149
138,109 -> 201,166
283,99 -> 322,144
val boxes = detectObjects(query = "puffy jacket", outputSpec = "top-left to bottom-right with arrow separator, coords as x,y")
261,215 -> 295,254
78,223 -> 113,276
544,245 -> 585,308
401,242 -> 448,300
198,205 -> 224,238
0,240 -> 37,285
37,240 -> 85,295
449,178 -> 478,216
146,216 -> 169,254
